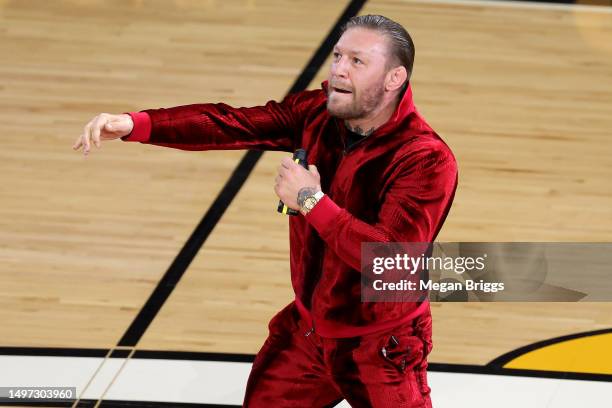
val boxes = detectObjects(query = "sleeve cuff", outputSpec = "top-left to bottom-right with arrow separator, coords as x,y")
120,111 -> 151,142
304,194 -> 341,235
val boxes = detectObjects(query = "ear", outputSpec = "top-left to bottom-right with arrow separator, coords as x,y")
385,66 -> 408,92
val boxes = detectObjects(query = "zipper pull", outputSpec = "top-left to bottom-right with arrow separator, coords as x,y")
304,327 -> 315,337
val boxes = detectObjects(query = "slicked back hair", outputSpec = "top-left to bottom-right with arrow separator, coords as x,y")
340,14 -> 415,89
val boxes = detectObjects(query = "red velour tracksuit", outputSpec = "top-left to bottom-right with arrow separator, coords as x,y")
121,80 -> 458,407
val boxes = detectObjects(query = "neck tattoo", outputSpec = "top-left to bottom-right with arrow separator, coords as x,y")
345,121 -> 375,137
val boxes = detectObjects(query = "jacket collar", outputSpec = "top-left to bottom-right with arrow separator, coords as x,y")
321,79 -> 417,138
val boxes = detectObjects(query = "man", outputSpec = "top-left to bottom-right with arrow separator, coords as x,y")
73,14 -> 457,408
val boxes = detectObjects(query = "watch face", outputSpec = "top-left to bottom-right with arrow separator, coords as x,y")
304,196 -> 317,210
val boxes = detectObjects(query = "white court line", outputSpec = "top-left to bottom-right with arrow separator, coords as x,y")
0,355 -> 103,399
407,0 -> 612,13
106,358 -> 251,405
1,355 -> 609,406
105,360 -> 612,407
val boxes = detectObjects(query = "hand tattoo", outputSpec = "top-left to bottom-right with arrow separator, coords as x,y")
345,121 -> 375,137
297,187 -> 318,208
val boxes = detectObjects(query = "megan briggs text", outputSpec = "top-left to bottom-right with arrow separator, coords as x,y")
372,279 -> 505,293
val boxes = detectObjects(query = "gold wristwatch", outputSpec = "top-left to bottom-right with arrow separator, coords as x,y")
300,191 -> 325,214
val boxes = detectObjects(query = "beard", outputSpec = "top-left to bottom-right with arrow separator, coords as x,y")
326,80 -> 385,120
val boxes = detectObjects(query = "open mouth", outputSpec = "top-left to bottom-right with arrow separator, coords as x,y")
333,87 -> 352,94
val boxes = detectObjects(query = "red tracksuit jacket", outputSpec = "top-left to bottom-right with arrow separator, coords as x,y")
122,80 -> 458,338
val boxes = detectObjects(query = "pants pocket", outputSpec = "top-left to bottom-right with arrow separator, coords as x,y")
378,333 -> 424,373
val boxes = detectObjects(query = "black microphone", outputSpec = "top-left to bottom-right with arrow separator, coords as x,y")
277,149 -> 308,216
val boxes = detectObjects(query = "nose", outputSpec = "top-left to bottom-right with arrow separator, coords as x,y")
331,55 -> 349,80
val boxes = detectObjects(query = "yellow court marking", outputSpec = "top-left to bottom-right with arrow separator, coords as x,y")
504,333 -> 612,375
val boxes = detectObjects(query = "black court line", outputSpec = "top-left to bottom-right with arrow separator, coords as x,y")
117,0 -> 367,348
132,349 -> 255,362
487,327 -> 612,368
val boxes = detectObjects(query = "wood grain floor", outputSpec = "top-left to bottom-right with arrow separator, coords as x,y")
0,0 -> 611,366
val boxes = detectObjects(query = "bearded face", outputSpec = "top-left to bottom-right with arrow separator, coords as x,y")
326,28 -> 392,120
326,77 -> 386,120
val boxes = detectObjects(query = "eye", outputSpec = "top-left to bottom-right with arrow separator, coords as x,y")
353,57 -> 363,65
333,52 -> 341,60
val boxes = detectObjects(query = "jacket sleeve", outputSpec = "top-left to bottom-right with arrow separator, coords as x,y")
120,89 -> 322,152
304,144 -> 458,272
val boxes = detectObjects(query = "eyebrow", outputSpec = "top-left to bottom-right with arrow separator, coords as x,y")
333,46 -> 363,55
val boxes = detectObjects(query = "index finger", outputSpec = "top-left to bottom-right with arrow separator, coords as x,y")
91,115 -> 106,148
281,156 -> 296,168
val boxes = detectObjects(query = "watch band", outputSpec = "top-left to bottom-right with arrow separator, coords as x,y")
301,190 -> 325,214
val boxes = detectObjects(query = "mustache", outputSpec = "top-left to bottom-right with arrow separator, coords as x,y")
329,82 -> 353,93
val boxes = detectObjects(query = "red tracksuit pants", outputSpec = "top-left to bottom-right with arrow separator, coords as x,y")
243,301 -> 433,408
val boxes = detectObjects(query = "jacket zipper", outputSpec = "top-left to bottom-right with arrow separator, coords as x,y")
304,122 -> 342,336
336,118 -> 375,155
343,132 -> 371,154
306,120 -> 371,337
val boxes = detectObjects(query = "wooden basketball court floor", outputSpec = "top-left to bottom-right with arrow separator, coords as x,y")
0,0 -> 611,406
